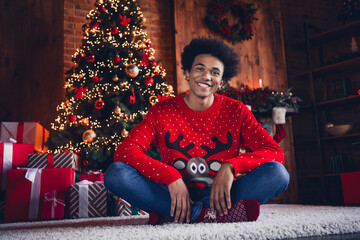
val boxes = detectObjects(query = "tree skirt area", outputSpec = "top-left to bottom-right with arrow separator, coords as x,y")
1,204 -> 360,240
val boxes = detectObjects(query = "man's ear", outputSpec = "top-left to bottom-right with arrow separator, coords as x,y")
185,71 -> 190,81
220,79 -> 225,88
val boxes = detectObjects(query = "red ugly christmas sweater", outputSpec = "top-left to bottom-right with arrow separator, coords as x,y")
114,93 -> 284,188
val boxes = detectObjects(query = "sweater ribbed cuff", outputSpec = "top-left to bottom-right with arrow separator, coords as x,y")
163,168 -> 183,186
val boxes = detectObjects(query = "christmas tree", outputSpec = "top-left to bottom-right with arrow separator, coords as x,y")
338,0 -> 360,24
48,0 -> 174,171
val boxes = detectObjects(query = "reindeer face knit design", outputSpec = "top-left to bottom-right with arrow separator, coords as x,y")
114,94 -> 284,187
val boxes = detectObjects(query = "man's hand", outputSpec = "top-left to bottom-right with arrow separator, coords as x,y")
210,162 -> 234,216
168,178 -> 194,223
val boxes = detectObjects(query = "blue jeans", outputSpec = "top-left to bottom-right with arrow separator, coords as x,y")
104,161 -> 289,223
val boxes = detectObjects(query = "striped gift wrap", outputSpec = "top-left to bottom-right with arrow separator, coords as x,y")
69,182 -> 107,218
113,196 -> 148,216
28,152 -> 80,171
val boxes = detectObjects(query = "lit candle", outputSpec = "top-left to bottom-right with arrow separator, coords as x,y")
259,79 -> 262,89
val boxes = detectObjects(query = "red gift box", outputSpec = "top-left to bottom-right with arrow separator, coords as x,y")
0,143 -> 34,191
341,172 -> 360,205
4,168 -> 75,223
41,190 -> 65,220
78,170 -> 104,182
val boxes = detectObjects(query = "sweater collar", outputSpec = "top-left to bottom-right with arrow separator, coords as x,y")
177,93 -> 222,118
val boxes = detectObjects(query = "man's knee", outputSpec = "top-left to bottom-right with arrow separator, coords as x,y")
265,161 -> 290,192
104,162 -> 134,191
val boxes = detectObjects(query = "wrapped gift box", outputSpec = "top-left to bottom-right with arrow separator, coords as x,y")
0,193 -> 4,222
41,190 -> 66,220
0,122 -> 49,153
341,172 -> 360,205
4,168 -> 75,223
113,197 -> 148,216
69,180 -> 107,219
0,142 -> 34,191
108,193 -> 147,216
28,152 -> 80,172
78,170 -> 104,182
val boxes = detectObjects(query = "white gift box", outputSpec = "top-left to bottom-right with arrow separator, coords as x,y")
0,122 -> 49,152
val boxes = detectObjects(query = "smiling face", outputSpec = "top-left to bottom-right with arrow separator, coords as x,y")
185,54 -> 224,102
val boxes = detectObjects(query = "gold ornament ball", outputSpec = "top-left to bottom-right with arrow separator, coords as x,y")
167,85 -> 174,93
112,75 -> 119,82
80,118 -> 89,126
82,129 -> 96,144
125,64 -> 139,78
114,106 -> 121,114
129,52 -> 133,58
121,129 -> 129,137
149,95 -> 159,106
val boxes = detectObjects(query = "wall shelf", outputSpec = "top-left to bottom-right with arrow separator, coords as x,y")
291,21 -> 360,205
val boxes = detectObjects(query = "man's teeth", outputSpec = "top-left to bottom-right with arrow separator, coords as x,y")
197,82 -> 210,88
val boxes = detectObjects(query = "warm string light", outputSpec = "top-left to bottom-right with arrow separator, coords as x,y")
51,0 -> 175,158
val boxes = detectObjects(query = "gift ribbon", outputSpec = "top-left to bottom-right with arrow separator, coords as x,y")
1,143 -> 13,190
76,180 -> 103,218
46,153 -> 54,168
16,122 -> 24,144
44,190 -> 65,219
25,168 -> 43,220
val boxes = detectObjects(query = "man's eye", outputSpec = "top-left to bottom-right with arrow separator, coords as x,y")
212,71 -> 220,76
196,67 -> 204,71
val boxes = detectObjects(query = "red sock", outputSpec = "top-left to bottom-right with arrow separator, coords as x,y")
148,211 -> 172,225
195,199 -> 260,223
273,124 -> 286,143
148,211 -> 160,225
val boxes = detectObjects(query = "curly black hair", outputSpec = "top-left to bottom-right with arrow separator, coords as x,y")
181,37 -> 240,84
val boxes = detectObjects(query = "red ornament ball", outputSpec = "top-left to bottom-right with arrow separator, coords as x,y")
85,53 -> 95,63
112,55 -> 121,64
151,60 -> 157,67
111,27 -> 119,35
100,6 -> 106,12
92,76 -> 99,82
83,160 -> 89,166
144,76 -> 154,86
91,22 -> 99,29
68,114 -> 77,122
95,99 -> 105,109
75,54 -> 82,62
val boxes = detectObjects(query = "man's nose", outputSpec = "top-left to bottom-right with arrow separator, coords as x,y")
202,70 -> 211,80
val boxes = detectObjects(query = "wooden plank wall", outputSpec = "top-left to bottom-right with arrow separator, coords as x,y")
0,0 -> 64,132
174,0 -> 298,203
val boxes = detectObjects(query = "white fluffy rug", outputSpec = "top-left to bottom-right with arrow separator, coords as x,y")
1,204 -> 360,240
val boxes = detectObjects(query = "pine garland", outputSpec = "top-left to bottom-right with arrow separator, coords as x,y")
205,0 -> 258,42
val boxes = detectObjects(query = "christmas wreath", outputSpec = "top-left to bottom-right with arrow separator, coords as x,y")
205,0 -> 258,42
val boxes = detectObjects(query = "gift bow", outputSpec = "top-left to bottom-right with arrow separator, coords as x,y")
44,190 -> 65,219
74,87 -> 88,99
76,180 -> 103,218
87,169 -> 102,174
